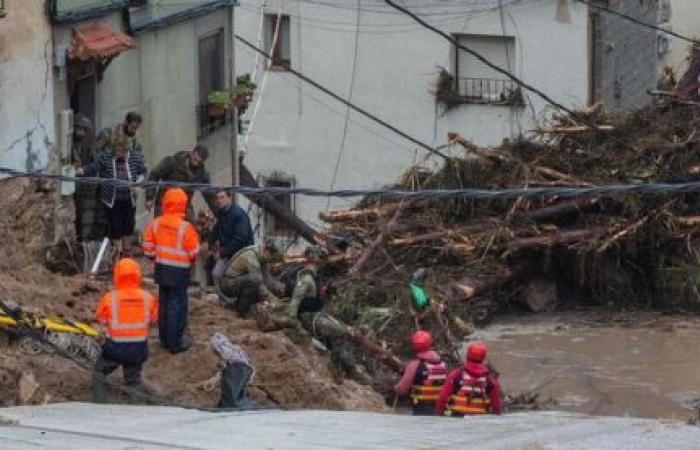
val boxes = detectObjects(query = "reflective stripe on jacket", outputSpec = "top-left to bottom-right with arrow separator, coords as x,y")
447,371 -> 491,415
96,290 -> 157,343
410,360 -> 448,404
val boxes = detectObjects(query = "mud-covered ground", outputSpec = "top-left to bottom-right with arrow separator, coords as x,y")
0,179 -> 385,411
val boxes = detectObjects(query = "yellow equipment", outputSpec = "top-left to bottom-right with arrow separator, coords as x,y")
0,306 -> 100,362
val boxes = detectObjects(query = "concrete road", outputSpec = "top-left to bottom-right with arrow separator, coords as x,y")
1,403 -> 699,449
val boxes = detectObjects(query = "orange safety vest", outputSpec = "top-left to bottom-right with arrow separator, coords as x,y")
105,291 -> 154,343
144,218 -> 198,269
447,371 -> 491,415
410,360 -> 448,405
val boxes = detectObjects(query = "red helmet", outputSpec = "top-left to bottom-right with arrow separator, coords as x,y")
411,330 -> 432,353
466,341 -> 487,363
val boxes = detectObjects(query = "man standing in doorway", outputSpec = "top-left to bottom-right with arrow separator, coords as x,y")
145,145 -> 216,222
71,114 -> 102,242
206,188 -> 254,290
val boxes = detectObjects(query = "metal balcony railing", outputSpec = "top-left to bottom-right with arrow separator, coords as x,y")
456,78 -> 523,106
197,103 -> 233,139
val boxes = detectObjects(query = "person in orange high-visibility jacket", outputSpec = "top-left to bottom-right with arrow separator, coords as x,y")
142,187 -> 200,353
93,257 -> 157,403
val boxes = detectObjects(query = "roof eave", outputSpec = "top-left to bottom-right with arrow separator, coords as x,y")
128,0 -> 237,36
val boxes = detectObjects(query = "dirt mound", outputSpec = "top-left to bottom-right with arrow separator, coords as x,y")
0,178 -> 386,412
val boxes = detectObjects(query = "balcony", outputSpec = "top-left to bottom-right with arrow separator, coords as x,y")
455,77 -> 524,106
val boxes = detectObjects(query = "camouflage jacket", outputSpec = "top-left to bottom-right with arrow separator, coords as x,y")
221,246 -> 279,301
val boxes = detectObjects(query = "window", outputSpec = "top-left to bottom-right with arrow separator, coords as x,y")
198,29 -> 230,137
264,14 -> 291,69
262,173 -> 296,237
453,34 -> 521,106
0,0 -> 5,18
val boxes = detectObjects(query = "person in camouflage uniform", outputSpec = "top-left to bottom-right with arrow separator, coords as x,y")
96,112 -> 143,155
219,242 -> 283,317
145,145 -> 216,222
71,114 -> 103,241
255,247 -> 372,383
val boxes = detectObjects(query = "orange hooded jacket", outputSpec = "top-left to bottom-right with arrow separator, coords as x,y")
95,258 -> 157,343
142,188 -> 200,270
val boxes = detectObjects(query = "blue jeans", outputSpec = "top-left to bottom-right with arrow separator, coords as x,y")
158,285 -> 188,349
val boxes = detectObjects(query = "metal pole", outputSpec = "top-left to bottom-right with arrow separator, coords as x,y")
229,3 -> 239,199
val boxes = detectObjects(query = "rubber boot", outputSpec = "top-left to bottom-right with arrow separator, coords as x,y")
92,374 -> 108,404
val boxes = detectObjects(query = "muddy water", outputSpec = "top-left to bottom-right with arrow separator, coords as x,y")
471,312 -> 700,419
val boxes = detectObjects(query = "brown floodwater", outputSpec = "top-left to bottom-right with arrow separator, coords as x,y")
470,312 -> 700,419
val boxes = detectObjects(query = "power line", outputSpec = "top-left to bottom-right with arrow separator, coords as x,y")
327,0 -> 363,210
7,165 -> 700,200
234,33 -> 448,160
576,0 -> 700,46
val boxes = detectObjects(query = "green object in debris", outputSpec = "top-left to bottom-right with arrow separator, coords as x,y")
410,283 -> 428,310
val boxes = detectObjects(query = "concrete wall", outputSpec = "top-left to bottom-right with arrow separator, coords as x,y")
592,0 -> 659,111
660,0 -> 700,75
235,0 -> 591,228
0,0 -> 55,174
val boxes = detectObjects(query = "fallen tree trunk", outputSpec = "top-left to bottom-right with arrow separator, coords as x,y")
507,227 -> 607,251
299,312 -> 404,373
522,198 -> 600,222
450,270 -> 515,301
349,201 -> 409,274
239,163 -> 323,246
535,125 -> 614,134
319,203 -> 401,223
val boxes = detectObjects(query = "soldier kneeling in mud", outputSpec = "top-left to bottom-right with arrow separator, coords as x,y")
217,241 -> 283,316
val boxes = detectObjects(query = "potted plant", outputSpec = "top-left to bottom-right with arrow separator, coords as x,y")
230,74 -> 257,109
207,90 -> 231,118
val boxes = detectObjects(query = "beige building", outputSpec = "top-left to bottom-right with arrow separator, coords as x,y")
658,0 -> 700,76
50,0 -> 236,178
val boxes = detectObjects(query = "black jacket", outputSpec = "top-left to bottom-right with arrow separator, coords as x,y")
207,204 -> 254,259
82,149 -> 147,208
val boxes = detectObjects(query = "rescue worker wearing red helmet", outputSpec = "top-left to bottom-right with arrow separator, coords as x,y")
436,341 -> 501,416
394,330 -> 448,415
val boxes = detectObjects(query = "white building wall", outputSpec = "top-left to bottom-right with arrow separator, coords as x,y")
0,0 -> 56,174
236,0 -> 590,228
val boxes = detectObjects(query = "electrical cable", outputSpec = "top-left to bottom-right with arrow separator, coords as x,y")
7,166 -> 700,200
326,0 -> 363,210
234,33 -> 448,159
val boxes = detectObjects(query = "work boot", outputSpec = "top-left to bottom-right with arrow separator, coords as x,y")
92,377 -> 108,404
169,338 -> 191,354
125,383 -> 146,405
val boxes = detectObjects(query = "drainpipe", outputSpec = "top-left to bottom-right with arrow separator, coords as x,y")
229,2 -> 238,200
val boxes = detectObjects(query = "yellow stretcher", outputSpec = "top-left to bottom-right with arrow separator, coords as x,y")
0,311 -> 98,337
0,307 -> 100,361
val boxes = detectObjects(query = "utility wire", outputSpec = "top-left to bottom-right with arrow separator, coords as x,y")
234,33 -> 448,160
326,0 -> 363,210
7,166 -> 700,200
576,0 -> 700,46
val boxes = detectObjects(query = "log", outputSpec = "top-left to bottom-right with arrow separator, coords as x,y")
508,227 -> 606,251
389,231 -> 448,246
319,203 -> 401,223
450,270 -> 514,301
349,201 -> 409,274
239,163 -> 324,246
676,216 -> 700,227
533,167 -> 595,187
522,198 -> 600,222
535,125 -> 614,134
299,312 -> 404,373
